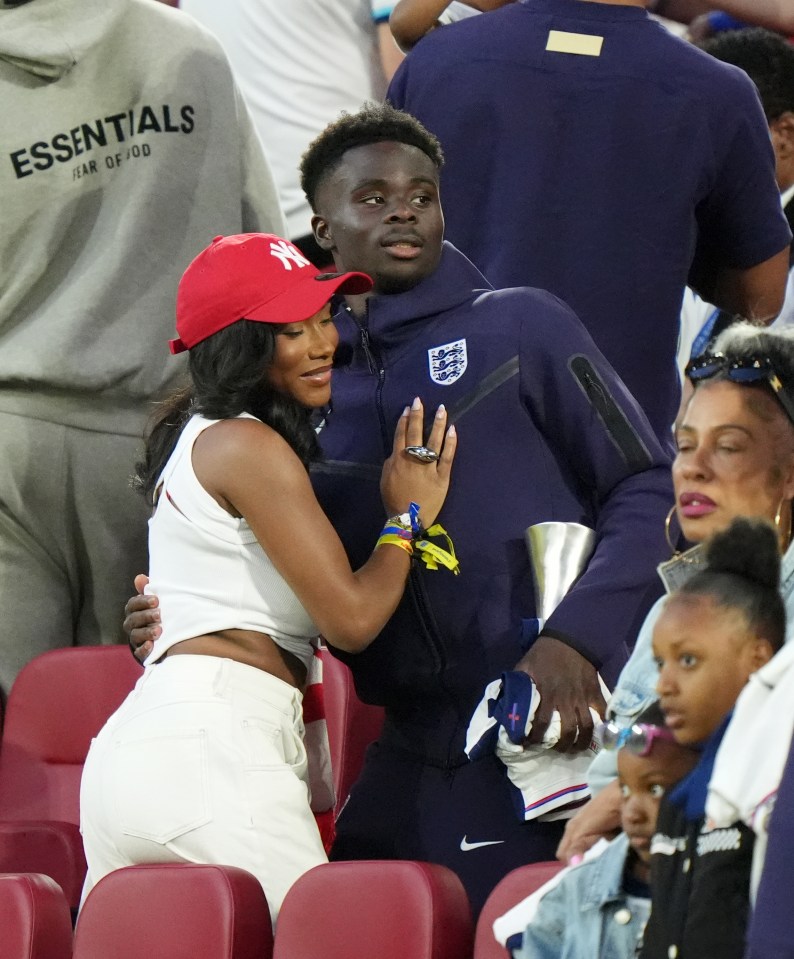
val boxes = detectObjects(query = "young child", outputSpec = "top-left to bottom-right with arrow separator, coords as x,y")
496,702 -> 699,959
388,0 -> 513,52
640,517 -> 785,959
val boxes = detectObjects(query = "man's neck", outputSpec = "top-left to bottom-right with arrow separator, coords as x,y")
342,291 -> 372,319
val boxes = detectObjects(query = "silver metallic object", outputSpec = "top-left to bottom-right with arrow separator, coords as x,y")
525,521 -> 596,625
403,445 -> 439,463
657,542 -> 706,594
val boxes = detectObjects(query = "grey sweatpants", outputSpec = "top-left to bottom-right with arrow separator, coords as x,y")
0,410 -> 150,698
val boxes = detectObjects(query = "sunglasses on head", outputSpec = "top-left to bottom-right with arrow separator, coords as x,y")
596,720 -> 676,757
685,353 -> 794,427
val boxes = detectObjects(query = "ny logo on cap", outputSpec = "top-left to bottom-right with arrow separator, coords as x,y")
270,239 -> 311,271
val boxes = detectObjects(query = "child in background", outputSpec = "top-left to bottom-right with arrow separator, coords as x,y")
496,702 -> 699,959
640,517 -> 785,959
389,0 -> 513,52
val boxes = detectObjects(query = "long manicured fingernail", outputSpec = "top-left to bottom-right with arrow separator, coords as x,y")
436,404 -> 446,417
412,396 -> 422,410
447,425 -> 456,436
402,406 -> 410,417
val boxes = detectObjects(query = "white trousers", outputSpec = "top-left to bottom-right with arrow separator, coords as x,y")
79,655 -> 327,922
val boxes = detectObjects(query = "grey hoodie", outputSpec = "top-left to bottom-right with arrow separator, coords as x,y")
0,0 -> 285,434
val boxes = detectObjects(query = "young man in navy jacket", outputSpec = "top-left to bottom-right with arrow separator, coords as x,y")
129,103 -> 673,914
301,104 -> 672,913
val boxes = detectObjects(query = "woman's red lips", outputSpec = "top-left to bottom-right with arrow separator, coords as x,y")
678,491 -> 717,518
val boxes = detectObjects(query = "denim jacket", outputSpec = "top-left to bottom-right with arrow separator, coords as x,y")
512,833 -> 649,959
588,540 -> 794,794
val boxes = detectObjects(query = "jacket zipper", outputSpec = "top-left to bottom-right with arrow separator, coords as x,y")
357,318 -> 390,453
355,307 -> 460,767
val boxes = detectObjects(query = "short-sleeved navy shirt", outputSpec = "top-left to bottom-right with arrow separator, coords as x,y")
388,0 -> 792,437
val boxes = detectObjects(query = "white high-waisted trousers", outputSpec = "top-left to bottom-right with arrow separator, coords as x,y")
79,655 -> 327,923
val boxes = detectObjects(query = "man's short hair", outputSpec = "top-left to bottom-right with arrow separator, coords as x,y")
299,101 -> 444,212
700,28 -> 794,122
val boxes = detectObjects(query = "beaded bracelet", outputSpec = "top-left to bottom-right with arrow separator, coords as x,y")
376,502 -> 460,575
376,508 -> 417,557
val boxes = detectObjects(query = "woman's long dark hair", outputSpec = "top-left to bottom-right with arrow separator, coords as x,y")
134,320 -> 321,503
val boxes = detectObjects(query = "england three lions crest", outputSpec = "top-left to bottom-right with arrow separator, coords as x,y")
428,339 -> 468,385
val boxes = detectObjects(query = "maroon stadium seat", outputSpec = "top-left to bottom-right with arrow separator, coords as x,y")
473,861 -> 565,959
321,650 -> 384,817
0,872 -> 72,959
273,860 -> 473,959
73,863 -> 272,959
0,646 -> 140,907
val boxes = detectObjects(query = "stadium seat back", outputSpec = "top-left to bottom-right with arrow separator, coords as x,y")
0,645 -> 140,822
321,650 -> 384,817
474,861 -> 565,959
0,820 -> 86,910
273,860 -> 473,959
0,646 -> 140,908
0,872 -> 73,959
73,863 -> 273,959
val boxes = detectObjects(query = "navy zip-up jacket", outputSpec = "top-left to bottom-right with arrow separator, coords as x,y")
312,244 -> 672,765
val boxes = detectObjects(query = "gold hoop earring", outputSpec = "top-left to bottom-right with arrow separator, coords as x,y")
665,505 -> 679,556
775,498 -> 793,551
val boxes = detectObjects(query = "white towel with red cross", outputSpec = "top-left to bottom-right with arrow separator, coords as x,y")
465,670 -> 606,822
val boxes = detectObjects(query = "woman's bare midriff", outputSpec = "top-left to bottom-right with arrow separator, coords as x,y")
164,628 -> 308,689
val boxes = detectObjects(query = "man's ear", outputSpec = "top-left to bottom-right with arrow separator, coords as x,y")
771,113 -> 794,183
772,113 -> 794,152
312,214 -> 334,251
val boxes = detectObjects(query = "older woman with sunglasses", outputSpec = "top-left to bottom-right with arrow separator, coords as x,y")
557,321 -> 794,865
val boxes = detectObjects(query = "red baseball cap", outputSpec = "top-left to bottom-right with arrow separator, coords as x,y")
169,233 -> 372,354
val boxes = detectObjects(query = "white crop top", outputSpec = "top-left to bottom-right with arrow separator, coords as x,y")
143,413 -> 319,668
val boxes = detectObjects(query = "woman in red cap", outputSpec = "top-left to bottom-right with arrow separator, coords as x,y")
78,233 -> 457,922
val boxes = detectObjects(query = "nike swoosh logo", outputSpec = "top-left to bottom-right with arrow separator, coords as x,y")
459,836 -> 506,852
